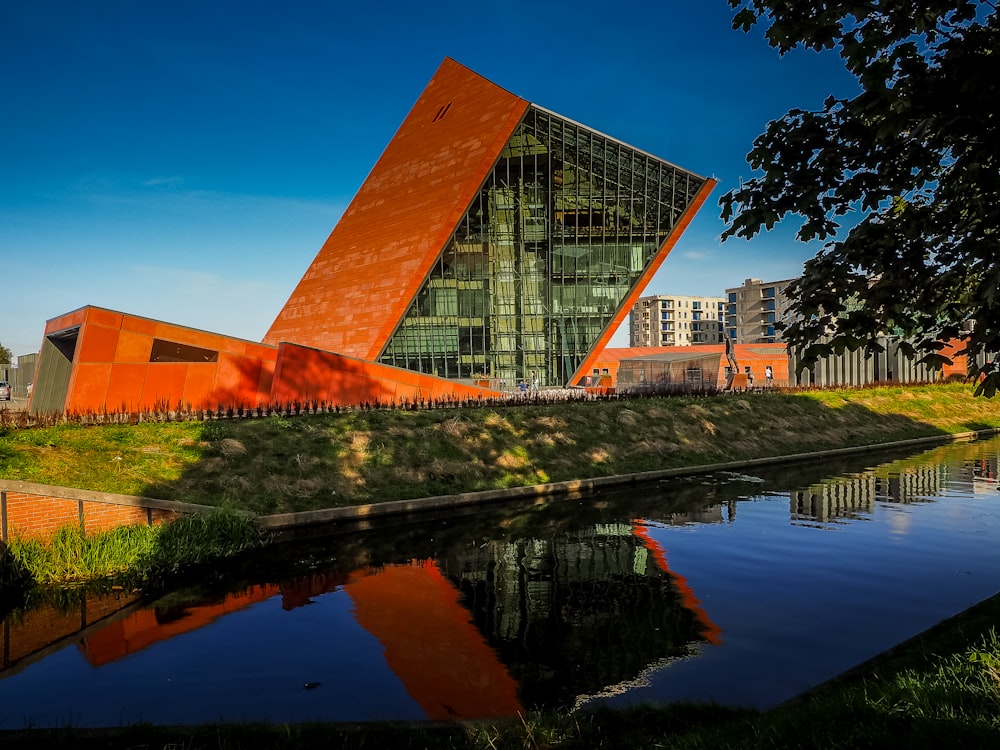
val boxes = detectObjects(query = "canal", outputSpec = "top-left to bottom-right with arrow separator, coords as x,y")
2,436 -> 1000,727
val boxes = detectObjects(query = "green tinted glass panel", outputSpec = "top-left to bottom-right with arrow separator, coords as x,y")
379,106 -> 706,385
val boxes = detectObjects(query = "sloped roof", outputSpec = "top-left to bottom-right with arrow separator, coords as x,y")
264,58 -> 530,358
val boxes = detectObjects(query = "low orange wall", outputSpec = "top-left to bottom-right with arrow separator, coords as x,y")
272,342 -> 500,406
49,307 -> 278,413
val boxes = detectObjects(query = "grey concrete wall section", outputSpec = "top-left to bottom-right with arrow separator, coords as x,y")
255,429 -> 998,531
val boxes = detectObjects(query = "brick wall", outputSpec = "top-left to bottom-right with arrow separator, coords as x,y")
0,481 -> 211,542
0,483 -> 210,676
2,589 -> 142,670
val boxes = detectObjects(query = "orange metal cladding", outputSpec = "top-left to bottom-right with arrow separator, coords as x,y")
345,560 -> 523,720
263,57 -> 530,360
54,307 -> 277,413
271,342 -> 500,406
572,177 -> 718,386
940,339 -> 969,379
630,522 -> 722,646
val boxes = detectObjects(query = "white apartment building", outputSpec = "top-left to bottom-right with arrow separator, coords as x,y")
629,294 -> 726,347
724,277 -> 798,344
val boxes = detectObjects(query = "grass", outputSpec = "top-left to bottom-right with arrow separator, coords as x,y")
2,383 -> 999,516
4,507 -> 269,589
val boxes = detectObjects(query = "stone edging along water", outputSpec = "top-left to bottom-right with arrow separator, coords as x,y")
255,428 -> 1000,532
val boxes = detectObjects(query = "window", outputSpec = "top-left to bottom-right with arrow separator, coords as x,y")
150,339 -> 218,363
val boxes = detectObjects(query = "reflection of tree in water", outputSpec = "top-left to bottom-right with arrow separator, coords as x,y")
443,526 -> 711,710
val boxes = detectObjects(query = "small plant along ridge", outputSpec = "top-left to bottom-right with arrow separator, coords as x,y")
3,507 -> 269,593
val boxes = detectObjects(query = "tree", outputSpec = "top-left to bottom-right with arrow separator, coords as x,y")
720,1 -> 1000,394
0,341 -> 11,366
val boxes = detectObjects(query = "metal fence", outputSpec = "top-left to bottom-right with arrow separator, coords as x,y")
1,353 -> 38,398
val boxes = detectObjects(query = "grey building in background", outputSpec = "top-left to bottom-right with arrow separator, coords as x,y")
629,294 -> 725,347
725,277 -> 798,344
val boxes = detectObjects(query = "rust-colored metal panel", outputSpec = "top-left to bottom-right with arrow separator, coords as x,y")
44,308 -> 88,336
86,308 -> 124,329
67,363 -> 113,413
122,314 -> 159,337
139,364 -> 188,408
182,364 -> 221,409
264,58 -> 530,360
214,353 -> 249,406
257,359 -> 275,397
35,306 -> 280,414
106,364 -> 149,412
78,325 -> 121,364
236,359 -> 264,404
114,330 -> 153,363
272,343 -> 498,407
572,177 -> 718,385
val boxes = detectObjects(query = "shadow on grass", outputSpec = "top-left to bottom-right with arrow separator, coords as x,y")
134,384 -> 1000,517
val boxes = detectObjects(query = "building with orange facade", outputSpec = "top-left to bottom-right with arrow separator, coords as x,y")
28,58 -> 715,414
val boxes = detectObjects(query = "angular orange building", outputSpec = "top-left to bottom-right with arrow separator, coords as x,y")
29,58 -> 713,414
266,57 -> 714,389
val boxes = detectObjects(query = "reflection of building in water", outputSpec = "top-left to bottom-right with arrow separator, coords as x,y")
9,520 -> 721,720
791,465 -> 947,522
965,455 -> 999,494
792,475 -> 877,522
0,589 -> 140,676
441,522 -> 719,709
880,465 -> 945,503
81,584 -> 279,666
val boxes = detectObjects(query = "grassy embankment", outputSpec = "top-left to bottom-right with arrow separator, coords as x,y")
2,382 -> 999,516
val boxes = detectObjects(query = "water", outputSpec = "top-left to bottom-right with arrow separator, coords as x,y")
3,437 -> 1000,728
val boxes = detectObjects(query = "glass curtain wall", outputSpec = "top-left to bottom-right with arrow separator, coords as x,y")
379,106 -> 706,386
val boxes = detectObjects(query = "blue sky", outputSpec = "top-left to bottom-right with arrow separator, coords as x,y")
0,1 -> 858,357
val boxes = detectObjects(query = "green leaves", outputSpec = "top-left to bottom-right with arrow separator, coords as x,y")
722,1 -> 1000,393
